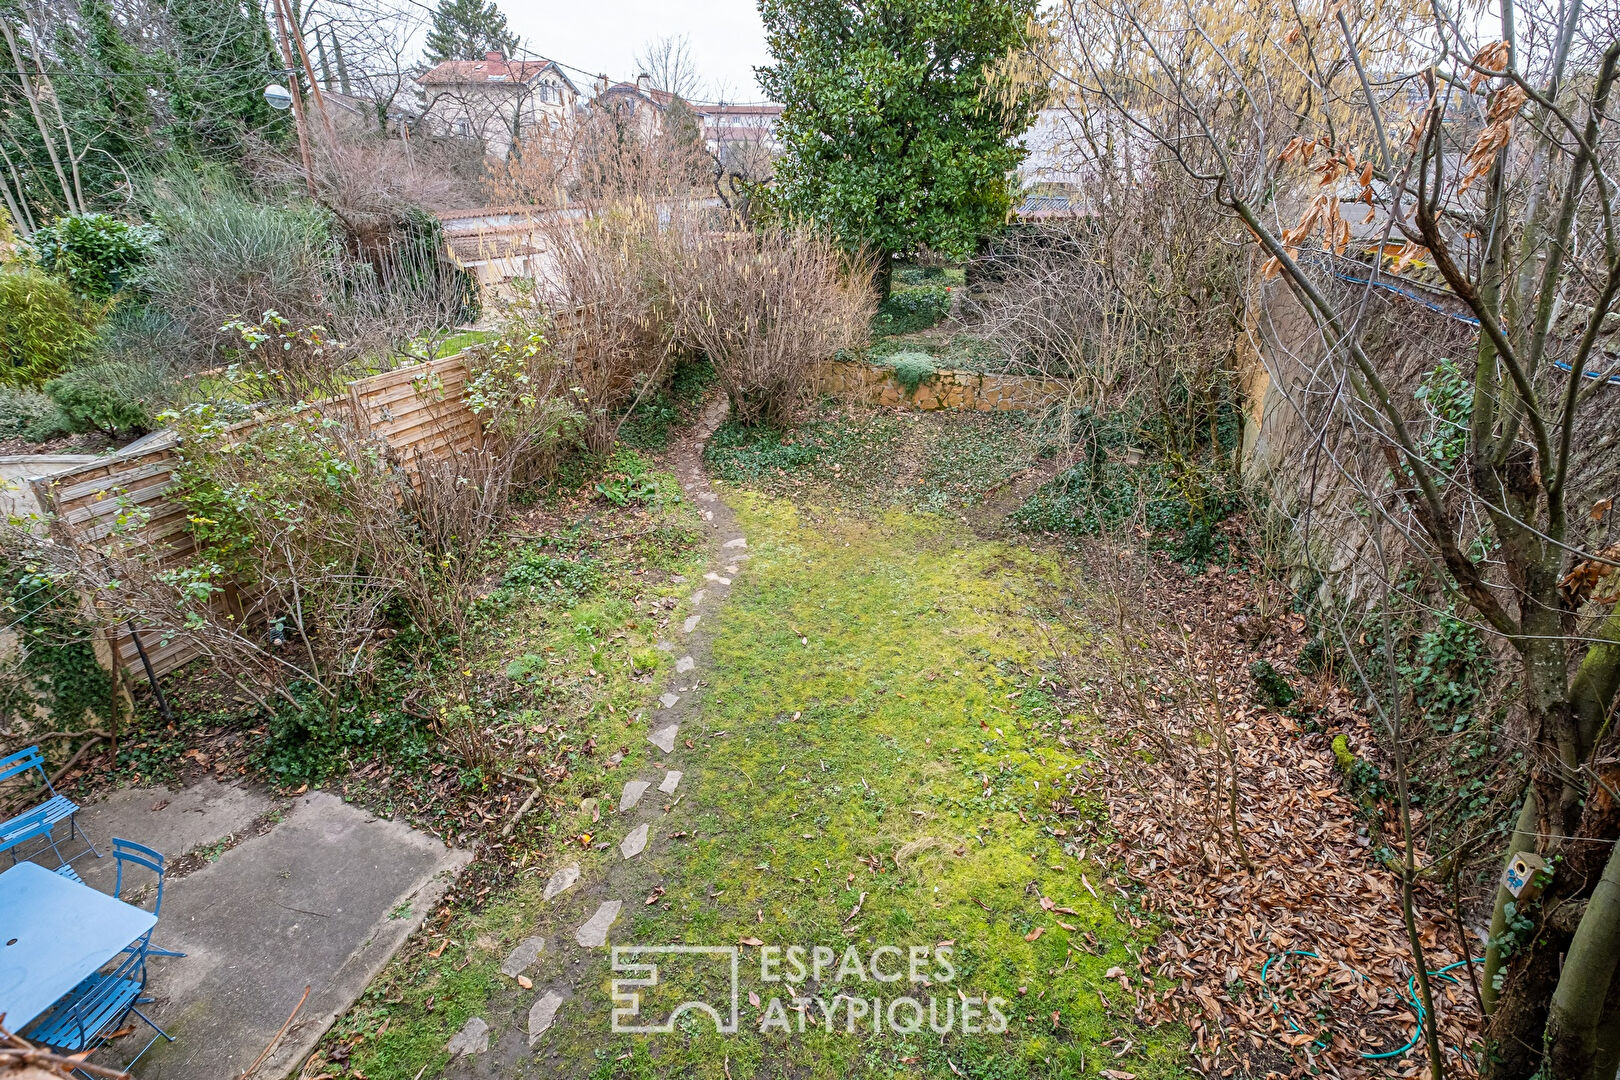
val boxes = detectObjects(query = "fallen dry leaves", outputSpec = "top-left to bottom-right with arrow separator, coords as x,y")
1071,545 -> 1482,1079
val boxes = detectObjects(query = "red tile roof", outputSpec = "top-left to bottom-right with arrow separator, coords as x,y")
418,53 -> 567,88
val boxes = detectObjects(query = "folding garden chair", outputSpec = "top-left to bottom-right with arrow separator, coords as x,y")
111,838 -> 184,959
0,804 -> 84,880
0,746 -> 97,866
23,938 -> 173,1072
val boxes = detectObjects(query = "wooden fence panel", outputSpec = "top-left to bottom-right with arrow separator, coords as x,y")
29,356 -> 482,678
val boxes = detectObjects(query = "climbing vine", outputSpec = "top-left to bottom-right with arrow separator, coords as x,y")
0,561 -> 114,730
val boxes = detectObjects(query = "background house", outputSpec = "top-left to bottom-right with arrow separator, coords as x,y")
594,75 -> 673,141
416,51 -> 580,160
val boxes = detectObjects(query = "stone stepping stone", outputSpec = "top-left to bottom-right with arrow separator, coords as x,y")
575,900 -> 622,947
725,564 -> 740,574
620,780 -> 651,811
671,574 -> 688,584
447,1016 -> 489,1057
543,863 -> 580,901
528,990 -> 565,1046
703,510 -> 714,521
656,640 -> 674,652
683,615 -> 702,633
649,724 -> 678,753
691,589 -> 708,606
660,692 -> 680,709
659,770 -> 682,795
500,936 -> 545,977
704,572 -> 732,585
697,492 -> 718,502
675,655 -> 695,673
723,537 -> 747,549
620,823 -> 649,859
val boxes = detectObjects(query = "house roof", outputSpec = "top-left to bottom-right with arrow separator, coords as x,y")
417,52 -> 579,95
599,82 -> 675,109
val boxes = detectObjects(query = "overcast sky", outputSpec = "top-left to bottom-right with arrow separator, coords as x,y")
501,0 -> 775,103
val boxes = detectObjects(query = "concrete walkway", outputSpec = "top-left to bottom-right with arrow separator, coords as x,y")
59,782 -> 468,1080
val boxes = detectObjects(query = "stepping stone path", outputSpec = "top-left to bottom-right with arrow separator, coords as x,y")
543,863 -> 579,901
620,780 -> 650,811
620,823 -> 649,859
501,936 -> 545,977
446,1016 -> 490,1058
575,900 -> 622,947
483,398 -> 746,1067
528,991 -> 565,1045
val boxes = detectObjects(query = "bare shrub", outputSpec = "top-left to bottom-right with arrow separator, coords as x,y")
662,227 -> 873,426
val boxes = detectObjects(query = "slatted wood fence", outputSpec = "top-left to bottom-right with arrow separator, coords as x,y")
28,353 -> 484,677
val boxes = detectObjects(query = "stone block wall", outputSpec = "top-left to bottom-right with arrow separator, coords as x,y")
820,359 -> 1070,412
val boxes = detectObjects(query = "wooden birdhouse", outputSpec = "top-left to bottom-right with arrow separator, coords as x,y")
1501,851 -> 1549,902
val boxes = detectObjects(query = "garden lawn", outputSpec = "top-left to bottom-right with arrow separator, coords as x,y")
334,482 -> 1187,1080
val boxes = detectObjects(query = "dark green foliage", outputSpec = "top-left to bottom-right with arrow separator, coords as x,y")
0,386 -> 68,441
704,419 -> 829,481
493,551 -> 601,607
425,0 -> 519,62
44,358 -> 170,436
873,286 -> 951,336
0,564 -> 114,730
0,0 -> 285,219
1012,452 -> 1242,570
1398,613 -> 1494,736
617,357 -> 716,450
1413,357 -> 1473,470
1249,660 -> 1296,708
757,0 -> 1044,267
31,213 -> 160,298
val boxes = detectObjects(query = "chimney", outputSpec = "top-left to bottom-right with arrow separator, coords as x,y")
485,50 -> 504,62
636,73 -> 651,93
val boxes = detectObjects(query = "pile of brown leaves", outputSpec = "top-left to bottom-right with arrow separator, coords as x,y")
1072,546 -> 1482,1078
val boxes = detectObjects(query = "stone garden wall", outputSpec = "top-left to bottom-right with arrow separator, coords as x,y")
820,359 -> 1070,412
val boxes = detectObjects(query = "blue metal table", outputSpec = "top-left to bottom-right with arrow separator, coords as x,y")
0,861 -> 157,1030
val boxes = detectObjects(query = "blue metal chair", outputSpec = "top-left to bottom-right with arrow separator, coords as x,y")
1,803 -> 79,876
0,746 -> 97,865
111,838 -> 183,959
23,940 -> 173,1070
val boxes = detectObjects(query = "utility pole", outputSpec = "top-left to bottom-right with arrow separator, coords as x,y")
268,0 -> 318,197
282,0 -> 337,146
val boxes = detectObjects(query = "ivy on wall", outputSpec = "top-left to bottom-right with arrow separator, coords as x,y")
0,563 -> 114,731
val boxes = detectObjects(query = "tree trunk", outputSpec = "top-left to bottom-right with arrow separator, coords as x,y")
1547,839 -> 1620,1079
1484,791 -> 1539,1015
874,253 -> 893,301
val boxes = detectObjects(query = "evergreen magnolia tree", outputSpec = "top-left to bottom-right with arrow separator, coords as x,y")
757,0 -> 1044,295
425,0 -> 519,62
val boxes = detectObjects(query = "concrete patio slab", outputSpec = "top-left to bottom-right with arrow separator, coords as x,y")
116,791 -> 468,1080
67,779 -> 274,892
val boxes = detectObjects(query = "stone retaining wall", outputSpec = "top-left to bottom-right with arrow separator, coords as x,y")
821,359 -> 1070,412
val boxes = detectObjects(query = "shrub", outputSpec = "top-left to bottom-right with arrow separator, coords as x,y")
873,285 -> 950,336
44,358 -> 174,437
0,386 -> 68,442
142,174 -> 340,361
0,267 -> 100,386
31,213 -> 161,298
664,227 -> 873,426
879,351 -> 937,394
